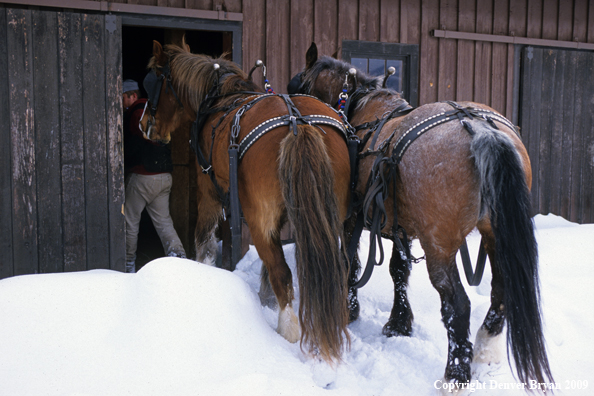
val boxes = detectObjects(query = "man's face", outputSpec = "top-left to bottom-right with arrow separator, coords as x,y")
123,92 -> 137,110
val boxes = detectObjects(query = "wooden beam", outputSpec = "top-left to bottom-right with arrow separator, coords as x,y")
432,29 -> 594,50
1,0 -> 242,21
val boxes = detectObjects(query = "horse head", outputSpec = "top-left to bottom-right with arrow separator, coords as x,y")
287,43 -> 382,111
138,40 -> 194,144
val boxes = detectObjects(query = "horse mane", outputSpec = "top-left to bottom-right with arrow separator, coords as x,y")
301,55 -> 382,95
354,89 -> 409,113
148,44 -> 261,111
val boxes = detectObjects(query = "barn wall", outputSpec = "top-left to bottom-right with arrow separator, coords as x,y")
1,0 -> 593,279
103,0 -> 594,118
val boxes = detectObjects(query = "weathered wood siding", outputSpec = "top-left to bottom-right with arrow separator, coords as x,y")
520,47 -> 594,224
81,0 -> 594,224
0,7 -> 124,278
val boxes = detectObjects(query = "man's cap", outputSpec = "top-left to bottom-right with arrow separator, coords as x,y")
123,79 -> 139,93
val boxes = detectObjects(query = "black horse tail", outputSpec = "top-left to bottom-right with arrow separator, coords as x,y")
278,124 -> 349,364
470,119 -> 553,385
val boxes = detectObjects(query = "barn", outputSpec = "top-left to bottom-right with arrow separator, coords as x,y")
1,0 -> 593,279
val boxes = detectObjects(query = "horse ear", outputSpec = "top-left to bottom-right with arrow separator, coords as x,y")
152,40 -> 167,66
305,42 -> 318,70
182,35 -> 191,52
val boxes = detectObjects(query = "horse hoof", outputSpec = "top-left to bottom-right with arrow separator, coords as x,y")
278,305 -> 300,343
382,321 -> 412,337
348,298 -> 360,323
472,327 -> 504,365
445,363 -> 472,385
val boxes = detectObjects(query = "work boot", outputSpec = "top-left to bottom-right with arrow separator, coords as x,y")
125,260 -> 136,273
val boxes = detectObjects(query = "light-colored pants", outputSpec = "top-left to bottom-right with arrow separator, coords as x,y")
125,173 -> 186,264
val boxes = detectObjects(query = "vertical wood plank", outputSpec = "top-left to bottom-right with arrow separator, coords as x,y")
380,0 -> 400,43
32,10 -> 63,274
437,0 -> 457,101
507,0 -> 527,118
548,49 -> 565,216
556,0 -> 572,41
223,0 -> 242,12
473,0 -> 492,105
0,6 -> 14,279
456,0 -> 475,102
359,0 -> 380,42
490,0 -> 509,114
82,14 -> 110,270
526,0 -> 543,38
243,0 -> 265,88
338,0 -> 359,52
7,8 -> 39,276
569,51 -> 586,222
105,14 -> 126,271
59,11 -> 87,272
420,0 -> 439,104
541,0 -> 558,40
266,0 -> 290,92
588,0 -> 594,43
571,0 -> 588,42
538,48 -> 555,215
314,0 -> 338,58
559,50 -> 576,219
580,53 -> 594,222
404,0 -> 421,45
521,46 -> 543,215
289,0 -> 314,76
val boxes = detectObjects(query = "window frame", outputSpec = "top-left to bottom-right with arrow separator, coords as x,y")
342,40 -> 419,107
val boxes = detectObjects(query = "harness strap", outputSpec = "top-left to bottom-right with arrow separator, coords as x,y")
238,114 -> 347,159
459,239 -> 487,286
351,101 -> 514,288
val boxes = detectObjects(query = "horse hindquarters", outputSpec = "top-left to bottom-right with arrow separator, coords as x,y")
278,124 -> 349,364
470,119 -> 553,385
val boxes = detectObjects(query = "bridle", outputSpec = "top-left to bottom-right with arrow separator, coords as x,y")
139,60 -> 184,140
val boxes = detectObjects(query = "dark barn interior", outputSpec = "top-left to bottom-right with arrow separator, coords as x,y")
122,26 -> 225,269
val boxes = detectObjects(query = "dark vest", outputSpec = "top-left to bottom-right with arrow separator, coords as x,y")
124,102 -> 173,174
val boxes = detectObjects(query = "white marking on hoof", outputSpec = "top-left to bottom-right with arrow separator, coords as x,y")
277,305 -> 300,343
472,327 -> 504,366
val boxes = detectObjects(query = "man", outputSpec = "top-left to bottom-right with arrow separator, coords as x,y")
123,79 -> 186,273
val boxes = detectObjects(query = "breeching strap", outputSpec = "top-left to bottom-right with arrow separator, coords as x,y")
350,101 -> 511,289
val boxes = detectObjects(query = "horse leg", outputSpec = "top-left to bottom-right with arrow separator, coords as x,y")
194,193 -> 222,267
258,264 -> 277,308
473,225 -> 505,365
382,241 -> 413,336
250,226 -> 300,343
344,213 -> 361,323
425,248 -> 473,383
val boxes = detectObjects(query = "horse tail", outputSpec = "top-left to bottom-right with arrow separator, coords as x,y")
469,119 -> 553,385
278,124 -> 349,364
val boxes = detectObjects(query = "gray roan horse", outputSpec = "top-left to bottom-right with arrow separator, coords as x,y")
288,43 -> 553,387
140,40 -> 354,364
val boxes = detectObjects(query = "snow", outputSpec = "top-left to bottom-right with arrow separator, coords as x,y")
0,214 -> 592,395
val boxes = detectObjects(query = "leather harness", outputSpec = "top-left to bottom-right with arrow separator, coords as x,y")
190,89 -> 356,265
346,98 -> 518,289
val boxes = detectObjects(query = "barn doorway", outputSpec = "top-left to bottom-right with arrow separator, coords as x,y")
122,25 -> 228,270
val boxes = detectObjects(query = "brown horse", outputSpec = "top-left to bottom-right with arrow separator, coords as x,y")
139,40 -> 352,363
288,43 -> 553,387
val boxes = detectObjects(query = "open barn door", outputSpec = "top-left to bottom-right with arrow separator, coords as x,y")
1,7 -> 124,278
